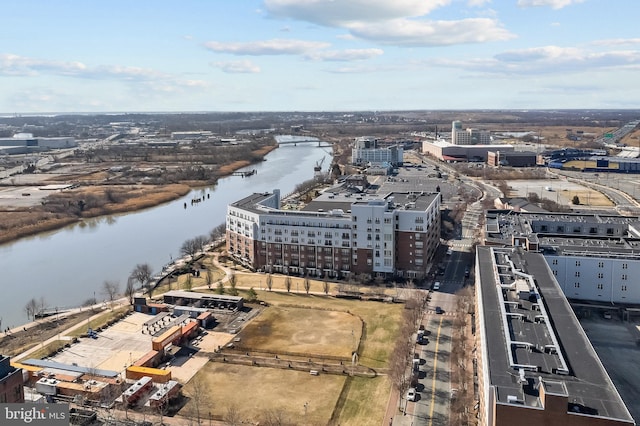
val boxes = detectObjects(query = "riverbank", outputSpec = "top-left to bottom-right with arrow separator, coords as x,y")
0,144 -> 278,246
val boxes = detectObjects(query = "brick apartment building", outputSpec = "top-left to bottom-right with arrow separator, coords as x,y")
226,189 -> 440,280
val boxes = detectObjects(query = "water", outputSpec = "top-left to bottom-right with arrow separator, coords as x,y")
0,144 -> 330,328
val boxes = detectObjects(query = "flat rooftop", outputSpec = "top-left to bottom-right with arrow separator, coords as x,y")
477,246 -> 633,422
539,236 -> 640,259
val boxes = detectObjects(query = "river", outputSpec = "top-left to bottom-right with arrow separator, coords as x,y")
0,144 -> 330,328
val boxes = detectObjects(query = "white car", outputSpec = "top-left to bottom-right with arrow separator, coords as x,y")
407,388 -> 417,402
433,282 -> 441,290
446,247 -> 453,255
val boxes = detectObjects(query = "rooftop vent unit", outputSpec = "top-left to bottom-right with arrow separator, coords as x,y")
518,368 -> 527,384
507,395 -> 523,404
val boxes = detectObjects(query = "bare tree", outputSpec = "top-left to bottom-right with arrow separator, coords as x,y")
186,375 -> 207,425
102,280 -> 119,310
209,222 -> 226,243
131,263 -> 153,292
303,276 -> 311,295
284,276 -> 291,293
228,272 -> 239,296
205,269 -> 213,289
193,235 -> 209,252
266,274 -> 273,292
25,298 -> 38,321
185,274 -> 193,291
322,279 -> 329,295
180,238 -> 200,261
216,281 -> 225,295
259,408 -> 292,426
125,277 -> 136,305
224,404 -> 243,425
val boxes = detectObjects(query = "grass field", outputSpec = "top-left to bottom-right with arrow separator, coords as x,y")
180,287 -> 403,425
238,306 -> 362,358
241,290 -> 404,369
183,362 -> 345,425
333,376 -> 392,426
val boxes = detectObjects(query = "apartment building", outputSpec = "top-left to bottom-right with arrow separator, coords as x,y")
226,189 -> 440,280
483,211 -> 640,305
475,247 -> 634,426
351,137 -> 403,167
0,355 -> 24,403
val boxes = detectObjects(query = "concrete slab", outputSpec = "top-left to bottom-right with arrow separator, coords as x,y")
50,312 -> 154,374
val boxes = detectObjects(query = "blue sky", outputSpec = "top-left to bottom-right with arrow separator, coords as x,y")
1,0 -> 639,113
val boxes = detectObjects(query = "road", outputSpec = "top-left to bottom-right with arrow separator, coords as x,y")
400,193 -> 481,426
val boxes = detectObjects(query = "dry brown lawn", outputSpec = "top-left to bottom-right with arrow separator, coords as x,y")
559,187 -> 614,207
183,362 -> 345,425
240,289 -> 403,369
334,376 -> 391,426
239,306 -> 362,358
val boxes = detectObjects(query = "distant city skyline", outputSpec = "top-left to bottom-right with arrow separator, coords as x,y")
2,0 -> 640,113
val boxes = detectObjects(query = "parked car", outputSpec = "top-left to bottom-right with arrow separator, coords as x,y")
435,306 -> 444,314
407,388 -> 417,402
433,282 -> 441,291
464,267 -> 470,278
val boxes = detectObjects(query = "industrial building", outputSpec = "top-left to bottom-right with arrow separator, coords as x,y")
226,187 -> 441,280
475,246 -> 634,425
487,150 -> 538,167
422,139 -> 515,162
0,133 -> 77,155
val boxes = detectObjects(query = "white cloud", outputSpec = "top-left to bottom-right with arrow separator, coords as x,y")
203,39 -> 330,55
468,0 -> 491,6
517,0 -> 584,9
213,60 -> 261,73
432,45 -> 640,75
591,38 -> 640,47
264,0 -> 450,27
263,0 -> 513,48
0,53 -> 209,98
349,18 -> 515,46
306,48 -> 383,61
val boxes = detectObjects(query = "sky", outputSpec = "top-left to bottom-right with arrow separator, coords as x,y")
1,0 -> 640,113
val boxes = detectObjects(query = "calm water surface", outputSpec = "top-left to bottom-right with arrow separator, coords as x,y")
0,144 -> 329,328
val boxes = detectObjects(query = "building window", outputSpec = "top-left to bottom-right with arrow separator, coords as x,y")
622,285 -> 628,291
575,261 -> 581,267
598,262 -> 604,268
598,273 -> 604,279
574,282 -> 580,288
552,259 -> 558,265
622,263 -> 628,269
622,274 -> 628,280
574,271 -> 580,277
552,270 -> 557,276
597,284 -> 603,290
